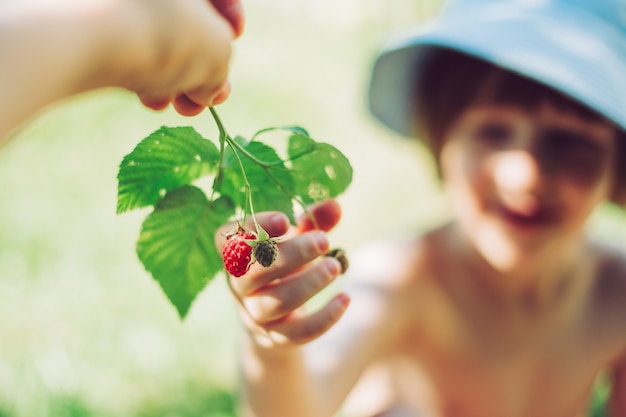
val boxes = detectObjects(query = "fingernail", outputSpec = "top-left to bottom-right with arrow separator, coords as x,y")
334,293 -> 351,308
270,214 -> 288,232
323,256 -> 341,277
312,231 -> 329,253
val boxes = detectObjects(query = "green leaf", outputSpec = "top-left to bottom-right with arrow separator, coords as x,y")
217,137 -> 296,224
117,126 -> 220,214
288,134 -> 353,204
136,186 -> 234,318
251,125 -> 310,141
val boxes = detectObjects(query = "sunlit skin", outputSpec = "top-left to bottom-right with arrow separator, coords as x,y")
0,0 -> 244,139
225,101 -> 626,417
441,102 -> 616,288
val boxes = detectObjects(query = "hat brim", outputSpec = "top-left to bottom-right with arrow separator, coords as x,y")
368,2 -> 626,137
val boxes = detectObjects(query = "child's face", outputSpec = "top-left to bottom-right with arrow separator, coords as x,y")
439,101 -> 617,271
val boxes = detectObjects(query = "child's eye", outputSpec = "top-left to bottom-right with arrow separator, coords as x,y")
542,129 -> 606,156
474,122 -> 513,145
540,128 -> 611,180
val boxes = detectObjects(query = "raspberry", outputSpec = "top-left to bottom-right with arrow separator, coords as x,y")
222,231 -> 257,277
253,239 -> 279,268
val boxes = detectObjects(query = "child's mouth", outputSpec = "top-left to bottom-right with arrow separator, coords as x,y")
497,204 -> 560,229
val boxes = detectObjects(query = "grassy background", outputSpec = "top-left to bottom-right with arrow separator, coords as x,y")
0,1 -> 623,416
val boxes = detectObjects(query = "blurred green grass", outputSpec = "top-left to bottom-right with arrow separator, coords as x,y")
0,1 -> 623,416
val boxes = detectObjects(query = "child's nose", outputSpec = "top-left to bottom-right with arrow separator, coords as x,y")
493,150 -> 544,194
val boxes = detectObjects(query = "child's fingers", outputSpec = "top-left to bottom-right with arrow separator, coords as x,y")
297,199 -> 342,233
241,211 -> 290,238
243,257 -> 342,323
233,231 -> 328,297
214,211 -> 290,250
233,230 -> 330,295
215,200 -> 341,256
264,293 -> 351,346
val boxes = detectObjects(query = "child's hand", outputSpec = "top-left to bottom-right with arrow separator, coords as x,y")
217,200 -> 350,348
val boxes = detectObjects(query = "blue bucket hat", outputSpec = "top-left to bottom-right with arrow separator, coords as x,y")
368,0 -> 626,137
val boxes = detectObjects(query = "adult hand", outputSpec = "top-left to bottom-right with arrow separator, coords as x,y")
210,0 -> 244,38
135,0 -> 245,115
0,0 -> 245,139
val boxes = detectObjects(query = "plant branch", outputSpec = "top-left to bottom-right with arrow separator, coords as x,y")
209,108 -> 226,201
209,107 -> 319,230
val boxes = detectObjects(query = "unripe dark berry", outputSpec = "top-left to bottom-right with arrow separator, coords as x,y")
253,239 -> 279,268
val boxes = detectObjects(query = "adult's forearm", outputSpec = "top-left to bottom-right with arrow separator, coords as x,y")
0,1 -> 119,138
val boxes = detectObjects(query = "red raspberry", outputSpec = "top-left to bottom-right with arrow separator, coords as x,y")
222,231 -> 257,277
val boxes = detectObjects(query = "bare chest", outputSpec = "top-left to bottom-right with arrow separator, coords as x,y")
404,303 -> 621,417
416,342 -> 595,417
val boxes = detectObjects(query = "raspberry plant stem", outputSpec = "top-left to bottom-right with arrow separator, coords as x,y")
209,107 -> 260,232
210,117 -> 226,203
231,139 -> 260,231
208,107 -> 319,230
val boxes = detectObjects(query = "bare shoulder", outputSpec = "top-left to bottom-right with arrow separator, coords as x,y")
591,241 -> 626,392
327,226 -> 448,356
588,240 -> 626,345
592,240 -> 626,298
342,224 -> 450,330
347,224 -> 447,291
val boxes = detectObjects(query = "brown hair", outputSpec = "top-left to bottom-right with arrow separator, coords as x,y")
412,47 -> 626,205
